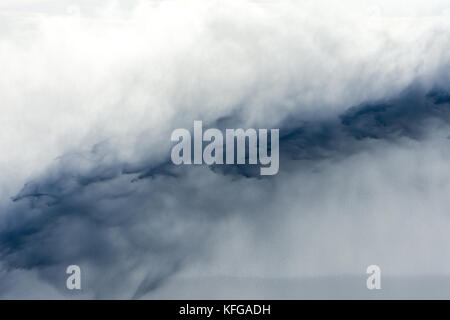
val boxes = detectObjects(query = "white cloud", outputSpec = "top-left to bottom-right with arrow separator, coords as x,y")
1,0 -> 450,298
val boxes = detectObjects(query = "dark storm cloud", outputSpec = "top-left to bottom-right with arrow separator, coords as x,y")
2,0 -> 450,299
1,82 -> 449,298
281,83 -> 450,159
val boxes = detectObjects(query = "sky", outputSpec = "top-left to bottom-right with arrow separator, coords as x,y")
1,0 -> 450,298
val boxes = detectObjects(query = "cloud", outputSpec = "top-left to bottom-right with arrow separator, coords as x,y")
1,0 -> 450,298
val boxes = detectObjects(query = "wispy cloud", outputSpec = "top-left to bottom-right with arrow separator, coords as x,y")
1,0 -> 450,298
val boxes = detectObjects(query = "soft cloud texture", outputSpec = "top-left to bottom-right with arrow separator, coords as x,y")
1,0 -> 450,298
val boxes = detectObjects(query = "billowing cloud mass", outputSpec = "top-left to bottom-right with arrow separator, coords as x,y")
1,0 -> 450,298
